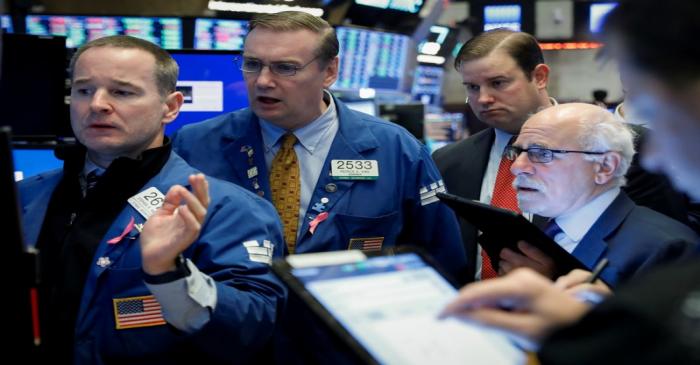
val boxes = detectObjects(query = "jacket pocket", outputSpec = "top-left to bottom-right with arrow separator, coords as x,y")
335,211 -> 401,250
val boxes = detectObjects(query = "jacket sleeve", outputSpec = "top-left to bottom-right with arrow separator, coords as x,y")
399,144 -> 468,284
185,184 -> 286,363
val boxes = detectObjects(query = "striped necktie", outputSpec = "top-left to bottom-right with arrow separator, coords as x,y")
84,170 -> 101,196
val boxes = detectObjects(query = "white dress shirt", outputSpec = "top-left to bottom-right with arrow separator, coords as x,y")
552,187 -> 621,253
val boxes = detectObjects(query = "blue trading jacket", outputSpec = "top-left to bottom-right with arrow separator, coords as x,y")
18,152 -> 286,364
172,96 -> 467,279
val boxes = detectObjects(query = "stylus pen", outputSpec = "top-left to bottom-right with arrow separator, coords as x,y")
585,258 -> 609,284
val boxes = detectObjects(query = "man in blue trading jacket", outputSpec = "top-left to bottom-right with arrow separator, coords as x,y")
18,35 -> 285,364
172,11 -> 466,363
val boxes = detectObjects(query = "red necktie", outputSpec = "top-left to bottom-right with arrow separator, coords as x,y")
482,150 -> 521,279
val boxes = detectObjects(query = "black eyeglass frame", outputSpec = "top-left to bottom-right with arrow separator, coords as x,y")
237,55 -> 321,77
503,145 -> 608,163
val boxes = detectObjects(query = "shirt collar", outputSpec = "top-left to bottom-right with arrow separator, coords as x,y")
493,128 -> 516,155
83,155 -> 106,177
556,188 -> 621,242
260,90 -> 337,154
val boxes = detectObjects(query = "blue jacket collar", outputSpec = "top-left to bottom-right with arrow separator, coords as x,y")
222,95 -> 380,153
572,191 -> 636,281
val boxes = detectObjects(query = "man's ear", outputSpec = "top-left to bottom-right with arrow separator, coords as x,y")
322,56 -> 339,89
531,63 -> 550,90
162,91 -> 184,125
594,152 -> 621,185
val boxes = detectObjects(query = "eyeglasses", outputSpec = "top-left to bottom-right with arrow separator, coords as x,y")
238,55 -> 320,77
503,145 -> 607,163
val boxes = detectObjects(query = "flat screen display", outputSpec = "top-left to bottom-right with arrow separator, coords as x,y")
333,26 -> 411,91
194,18 -> 248,51
484,4 -> 522,31
168,50 -> 248,135
411,65 -> 443,106
25,14 -> 182,49
354,0 -> 423,13
12,148 -> 63,181
424,112 -> 465,153
288,252 -> 527,365
0,34 -> 71,139
1,14 -> 12,33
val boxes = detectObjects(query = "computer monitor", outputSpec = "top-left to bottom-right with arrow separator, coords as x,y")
411,65 -> 444,106
424,112 -> 465,153
353,0 -> 423,13
1,14 -> 12,33
333,26 -> 412,92
194,18 -> 248,50
378,103 -> 424,141
12,147 -> 63,181
25,14 -> 182,49
484,4 -> 522,31
168,50 -> 248,135
0,127 -> 35,353
0,33 -> 72,139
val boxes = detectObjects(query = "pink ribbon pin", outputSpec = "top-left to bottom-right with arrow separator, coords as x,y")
107,216 -> 136,244
309,212 -> 329,234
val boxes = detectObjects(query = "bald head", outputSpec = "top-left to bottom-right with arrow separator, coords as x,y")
526,103 -> 613,132
511,103 -> 635,217
525,103 -> 635,187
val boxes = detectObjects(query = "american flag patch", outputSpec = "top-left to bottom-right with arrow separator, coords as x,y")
113,295 -> 166,330
419,180 -> 446,206
348,237 -> 384,252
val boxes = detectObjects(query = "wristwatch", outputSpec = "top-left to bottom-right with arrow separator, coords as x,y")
143,254 -> 192,284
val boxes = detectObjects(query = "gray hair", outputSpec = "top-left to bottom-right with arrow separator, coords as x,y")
577,109 -> 636,188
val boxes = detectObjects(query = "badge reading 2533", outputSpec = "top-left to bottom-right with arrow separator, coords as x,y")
331,159 -> 379,180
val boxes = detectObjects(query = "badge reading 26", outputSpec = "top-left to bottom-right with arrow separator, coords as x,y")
331,159 -> 379,180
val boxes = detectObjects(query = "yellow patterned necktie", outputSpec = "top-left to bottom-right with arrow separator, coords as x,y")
269,133 -> 300,253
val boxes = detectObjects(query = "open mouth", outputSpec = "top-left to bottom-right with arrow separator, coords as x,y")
88,123 -> 116,130
258,96 -> 281,104
516,186 -> 539,193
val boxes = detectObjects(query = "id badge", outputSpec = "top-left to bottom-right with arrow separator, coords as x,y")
331,159 -> 379,180
128,187 -> 166,220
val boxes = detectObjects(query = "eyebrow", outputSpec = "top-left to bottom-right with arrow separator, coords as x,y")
461,75 -> 510,85
72,78 -> 140,89
242,55 -> 302,64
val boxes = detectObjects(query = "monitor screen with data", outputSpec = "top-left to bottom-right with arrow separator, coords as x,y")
274,251 -> 527,365
333,26 -> 411,92
194,18 -> 248,50
483,4 -> 522,31
25,14 -> 182,49
1,14 -> 12,33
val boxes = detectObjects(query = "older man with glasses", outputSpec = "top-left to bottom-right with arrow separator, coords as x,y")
495,103 -> 697,287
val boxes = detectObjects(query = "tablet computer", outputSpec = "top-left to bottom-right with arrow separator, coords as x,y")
437,192 -> 588,276
272,248 -> 527,365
